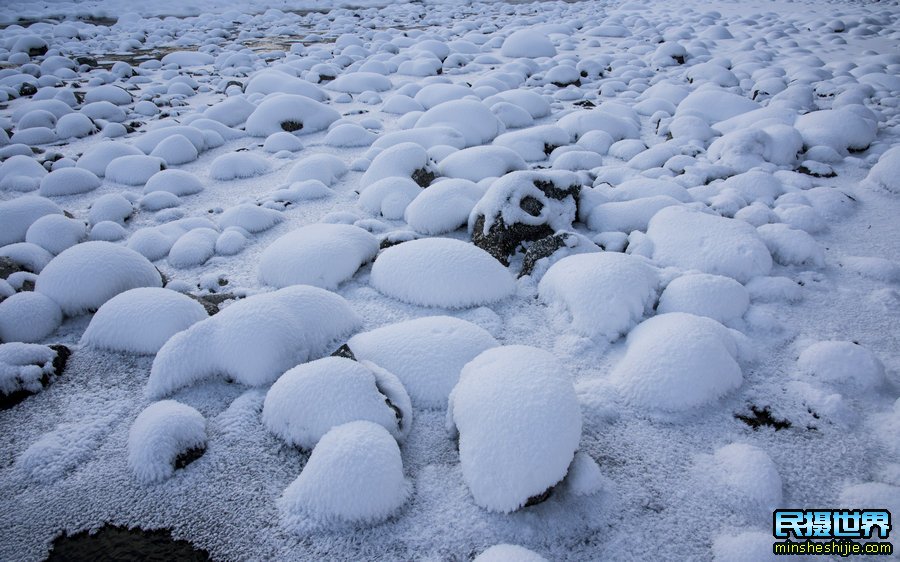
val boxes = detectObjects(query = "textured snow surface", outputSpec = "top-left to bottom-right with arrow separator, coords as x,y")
147,286 -> 361,397
0,0 -> 898,560
127,400 -> 206,484
81,288 -> 208,355
371,238 -> 515,308
449,345 -> 582,513
347,316 -> 498,409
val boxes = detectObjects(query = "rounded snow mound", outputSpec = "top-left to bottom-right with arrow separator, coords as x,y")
539,252 -> 658,341
501,29 -> 556,58
127,400 -> 206,484
143,169 -> 204,196
262,356 -> 411,450
646,206 -> 772,283
475,544 -> 548,562
81,288 -> 208,355
415,100 -> 505,147
245,94 -> 341,137
347,316 -> 498,409
0,196 -> 63,247
0,291 -> 62,343
0,343 -> 62,396
405,179 -> 485,235
610,313 -> 743,412
278,420 -> 410,528
797,341 -> 885,394
25,214 -> 87,256
448,345 -> 582,513
35,242 -> 163,316
657,273 -> 749,325
370,238 -> 515,309
146,286 -> 361,398
706,443 -> 782,513
864,145 -> 900,194
258,224 -> 378,290
210,152 -> 271,181
38,167 -> 101,197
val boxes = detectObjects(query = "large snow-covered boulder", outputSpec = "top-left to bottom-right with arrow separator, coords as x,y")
646,206 -> 772,283
262,356 -> 411,450
245,94 -> 340,137
538,252 -> 658,341
370,238 -> 515,309
346,316 -> 498,409
500,29 -> 557,58
0,342 -> 67,401
279,421 -> 410,529
864,145 -> 900,194
448,345 -> 582,513
609,313 -> 743,412
469,170 -> 581,265
35,242 -> 163,316
258,224 -> 378,290
415,100 -> 505,147
0,291 -> 62,343
81,288 -> 208,355
127,400 -> 207,484
657,273 -> 750,325
0,196 -> 63,247
405,179 -> 485,235
146,286 -> 361,397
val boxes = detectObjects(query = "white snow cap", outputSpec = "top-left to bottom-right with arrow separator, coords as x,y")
539,252 -> 658,341
0,196 -> 63,247
657,273 -> 750,325
646,206 -> 772,283
35,241 -> 163,316
448,345 -> 582,513
405,179 -> 485,235
370,238 -> 515,309
796,341 -> 885,394
127,400 -> 206,484
864,145 -> 900,194
610,313 -> 743,412
262,356 -> 411,450
474,544 -> 548,562
0,291 -> 62,343
347,316 -> 498,409
81,288 -> 208,355
146,286 -> 361,398
501,29 -> 557,58
258,223 -> 378,290
279,421 -> 410,528
702,443 -> 783,514
0,342 -> 60,395
245,94 -> 340,137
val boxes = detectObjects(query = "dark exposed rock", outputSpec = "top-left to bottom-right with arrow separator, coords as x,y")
75,56 -> 98,67
524,485 -> 554,507
735,405 -> 791,431
331,343 -> 357,361
29,45 -> 48,57
20,279 -> 35,292
46,525 -> 211,562
280,120 -> 303,132
49,345 -> 71,377
472,214 -> 553,266
551,79 -> 581,88
379,230 -> 419,250
0,344 -> 69,411
0,256 -> 25,279
174,445 -> 206,470
411,167 -> 436,188
19,83 -> 37,97
520,233 -> 571,277
573,99 -> 595,108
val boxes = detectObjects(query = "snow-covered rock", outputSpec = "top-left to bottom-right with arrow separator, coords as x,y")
146,286 -> 361,397
25,215 -> 86,255
370,238 -> 515,308
258,224 -> 378,290
143,169 -> 204,196
405,179 -> 485,235
279,421 -> 410,529
35,242 -> 163,316
864,145 -> 900,194
81,288 -> 208,354
127,400 -> 206,484
209,152 -> 270,180
658,273 -> 749,325
0,342 -> 63,396
500,29 -> 556,58
262,357 -> 411,449
415,100 -> 504,147
0,196 -> 63,247
0,291 -> 62,343
217,204 -> 282,233
475,545 -> 548,562
245,94 -> 340,136
346,316 -> 498,409
610,313 -> 744,412
38,167 -> 100,196
797,341 -> 885,394
448,345 -> 581,513
539,252 -> 658,341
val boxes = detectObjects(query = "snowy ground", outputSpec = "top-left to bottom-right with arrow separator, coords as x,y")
1,0 -> 899,560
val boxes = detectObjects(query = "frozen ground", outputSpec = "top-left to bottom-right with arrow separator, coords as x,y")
0,0 -> 899,560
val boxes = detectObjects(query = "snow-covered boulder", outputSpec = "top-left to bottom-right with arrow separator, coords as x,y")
0,196 -> 63,247
127,400 -> 206,484
38,167 -> 100,197
258,224 -> 378,290
217,204 -> 283,233
863,145 -> 900,194
448,345 -> 581,513
796,341 -> 885,394
795,106 -> 876,154
244,70 -> 328,101
35,242 -> 163,316
285,153 -> 348,186
657,273 -> 749,325
415,100 -> 504,147
0,291 -> 62,343
360,142 -> 434,189
262,357 -> 411,449
25,215 -> 86,255
500,29 -> 556,58
0,342 -> 66,398
756,223 -> 824,267
475,545 -> 548,562
146,286 -> 361,397
279,421 -> 410,529
209,152 -> 270,180
539,252 -> 657,341
469,170 -> 581,265
76,142 -> 143,177
698,443 -> 783,514
105,155 -> 166,186
358,177 -> 423,219
438,146 -> 526,182
346,316 -> 498,409
646,206 -> 772,283
609,313 -> 743,412
370,238 -> 515,308
405,179 -> 485,235
143,169 -> 204,196
245,94 -> 340,137
81,288 -> 208,355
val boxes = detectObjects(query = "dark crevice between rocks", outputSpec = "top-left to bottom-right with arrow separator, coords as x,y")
188,293 -> 237,316
0,345 -> 69,411
411,167 -> 436,188
331,343 -> 357,361
524,483 -> 555,508
797,164 -> 836,178
734,405 -> 792,431
533,179 -> 580,201
471,214 -> 553,266
551,79 -> 581,88
280,120 -> 303,132
174,446 -> 206,470
45,525 -> 211,562
543,143 -> 560,156
573,99 -> 595,108
520,196 -> 543,217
